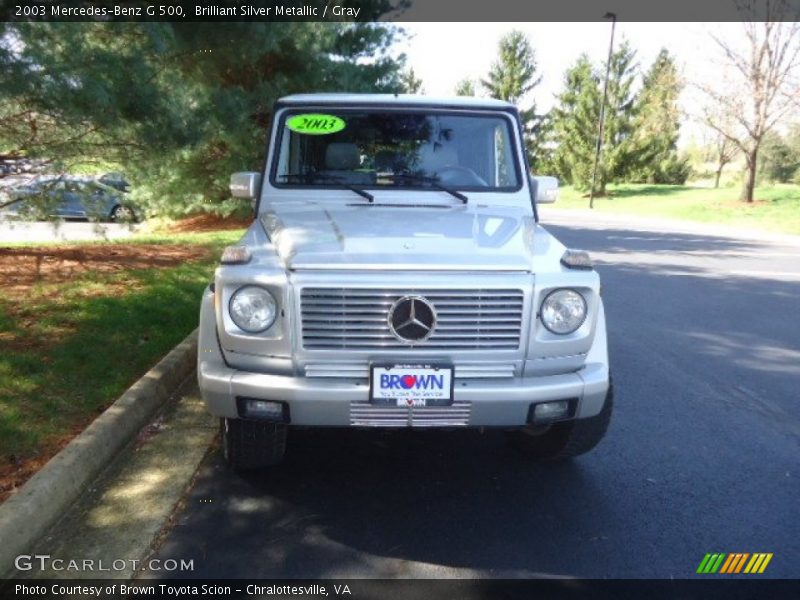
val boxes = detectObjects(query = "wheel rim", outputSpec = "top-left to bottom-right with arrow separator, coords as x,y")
113,206 -> 134,222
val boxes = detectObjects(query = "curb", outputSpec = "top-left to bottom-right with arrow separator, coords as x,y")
0,329 -> 199,578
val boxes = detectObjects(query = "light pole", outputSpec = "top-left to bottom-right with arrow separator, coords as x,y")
589,11 -> 617,209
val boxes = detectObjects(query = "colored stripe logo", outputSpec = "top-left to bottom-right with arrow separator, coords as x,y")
697,553 -> 773,574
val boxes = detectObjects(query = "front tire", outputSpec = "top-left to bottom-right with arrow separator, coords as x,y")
221,418 -> 287,470
508,379 -> 613,460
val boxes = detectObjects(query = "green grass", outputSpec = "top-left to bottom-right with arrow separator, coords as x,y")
553,183 -> 800,235
0,229 -> 243,473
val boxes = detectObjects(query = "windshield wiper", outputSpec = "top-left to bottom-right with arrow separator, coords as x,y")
391,172 -> 468,204
277,172 -> 374,203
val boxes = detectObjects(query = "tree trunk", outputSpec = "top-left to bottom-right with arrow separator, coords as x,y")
714,166 -> 723,189
741,149 -> 758,203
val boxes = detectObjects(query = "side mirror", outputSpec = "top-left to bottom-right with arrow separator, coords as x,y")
230,172 -> 262,200
530,175 -> 559,204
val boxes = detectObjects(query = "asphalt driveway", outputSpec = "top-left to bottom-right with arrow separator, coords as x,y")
148,213 -> 800,579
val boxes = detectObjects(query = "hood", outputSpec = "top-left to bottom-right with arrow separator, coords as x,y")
259,200 -> 538,271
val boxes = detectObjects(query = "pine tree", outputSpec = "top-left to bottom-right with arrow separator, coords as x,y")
481,31 -> 541,104
549,55 -> 601,189
530,111 -> 556,175
0,20 -> 405,216
549,44 -> 639,193
454,78 -> 475,96
629,49 -> 688,183
481,30 -> 543,167
597,39 -> 639,194
400,67 -> 424,94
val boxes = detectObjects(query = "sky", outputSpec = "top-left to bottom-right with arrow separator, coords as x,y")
397,22 -> 748,146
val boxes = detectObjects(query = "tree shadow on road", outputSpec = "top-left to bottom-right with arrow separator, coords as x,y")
154,431 -> 620,578
545,224 -> 773,256
601,185 -> 693,199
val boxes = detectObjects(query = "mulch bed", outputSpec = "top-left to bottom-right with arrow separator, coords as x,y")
0,244 -> 213,299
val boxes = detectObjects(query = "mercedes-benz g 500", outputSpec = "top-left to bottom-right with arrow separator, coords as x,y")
197,94 -> 612,469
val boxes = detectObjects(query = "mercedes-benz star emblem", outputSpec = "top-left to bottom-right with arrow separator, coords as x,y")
388,296 -> 437,343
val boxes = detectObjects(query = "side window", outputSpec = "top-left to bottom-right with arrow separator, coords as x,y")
39,180 -> 64,196
494,124 -> 515,187
276,128 -> 291,175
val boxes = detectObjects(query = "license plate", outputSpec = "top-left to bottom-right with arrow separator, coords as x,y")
370,364 -> 454,406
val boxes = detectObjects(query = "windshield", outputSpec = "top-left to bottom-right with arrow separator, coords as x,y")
271,109 -> 522,192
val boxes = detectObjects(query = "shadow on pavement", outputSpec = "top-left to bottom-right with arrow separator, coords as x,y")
544,224 -> 771,256
155,430 -> 616,578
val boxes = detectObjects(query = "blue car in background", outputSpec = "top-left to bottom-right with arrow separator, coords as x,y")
0,177 -> 138,222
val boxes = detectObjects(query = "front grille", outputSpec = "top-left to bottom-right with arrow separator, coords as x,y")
350,401 -> 472,427
304,363 -> 516,379
300,288 -> 524,350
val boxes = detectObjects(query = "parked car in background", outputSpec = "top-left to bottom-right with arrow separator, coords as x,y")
0,159 -> 22,176
98,172 -> 130,193
0,177 -> 138,222
2,159 -> 26,174
0,157 -> 48,177
21,158 -> 48,174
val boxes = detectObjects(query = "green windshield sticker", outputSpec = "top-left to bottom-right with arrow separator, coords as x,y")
287,114 -> 346,135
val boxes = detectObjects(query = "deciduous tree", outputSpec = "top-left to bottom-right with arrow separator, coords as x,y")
698,2 -> 800,201
711,132 -> 740,188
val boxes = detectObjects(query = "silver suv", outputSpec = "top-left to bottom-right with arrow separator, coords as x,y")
197,94 -> 612,469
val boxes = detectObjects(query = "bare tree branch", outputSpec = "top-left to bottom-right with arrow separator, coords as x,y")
697,4 -> 800,201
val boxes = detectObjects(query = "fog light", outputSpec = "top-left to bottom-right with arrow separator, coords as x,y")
239,398 -> 288,422
533,400 -> 569,422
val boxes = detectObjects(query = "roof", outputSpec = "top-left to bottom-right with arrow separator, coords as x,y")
277,93 -> 516,110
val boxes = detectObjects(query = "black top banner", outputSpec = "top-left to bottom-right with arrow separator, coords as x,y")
2,0 -> 800,22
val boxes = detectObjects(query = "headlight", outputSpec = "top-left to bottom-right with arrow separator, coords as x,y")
540,289 -> 587,335
229,286 -> 277,333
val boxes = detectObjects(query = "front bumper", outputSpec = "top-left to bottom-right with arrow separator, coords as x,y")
200,360 -> 608,427
198,290 -> 611,427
